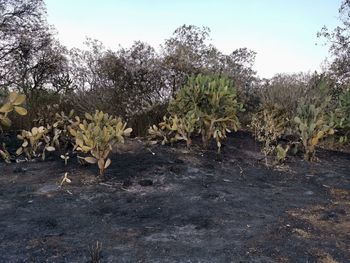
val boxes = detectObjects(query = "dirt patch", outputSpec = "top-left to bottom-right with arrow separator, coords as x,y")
0,131 -> 349,262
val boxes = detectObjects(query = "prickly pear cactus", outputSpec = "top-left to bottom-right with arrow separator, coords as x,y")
164,74 -> 244,152
294,97 -> 334,161
0,92 -> 27,128
251,103 -> 290,157
69,110 -> 132,177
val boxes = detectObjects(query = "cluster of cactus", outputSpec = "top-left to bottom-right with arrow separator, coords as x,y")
252,96 -> 338,163
151,74 -> 243,153
0,92 -> 27,128
69,110 -> 132,177
51,109 -> 75,149
251,103 -> 290,163
1,106 -> 133,176
0,77 -> 346,174
294,97 -> 335,161
148,114 -> 197,148
14,109 -> 75,162
16,126 -> 56,160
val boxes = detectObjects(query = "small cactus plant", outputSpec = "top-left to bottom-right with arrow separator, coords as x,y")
16,126 -> 56,160
148,114 -> 197,148
69,110 -> 132,177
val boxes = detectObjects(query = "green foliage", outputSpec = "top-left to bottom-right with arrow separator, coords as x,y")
16,126 -> 56,160
0,92 -> 27,128
69,110 -> 132,177
331,88 -> 350,143
14,108 -> 75,162
33,105 -> 75,148
51,109 -> 75,149
275,144 -> 290,164
260,73 -> 333,118
148,114 -> 197,148
260,73 -> 309,116
162,74 -> 243,152
251,103 -> 290,158
294,97 -> 335,161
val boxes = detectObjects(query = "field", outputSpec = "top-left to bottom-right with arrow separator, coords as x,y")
1,132 -> 349,263
2,2 -> 350,262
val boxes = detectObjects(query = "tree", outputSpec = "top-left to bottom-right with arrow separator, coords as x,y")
0,0 -> 70,97
318,0 -> 350,84
69,39 -> 168,118
0,0 -> 71,128
162,25 -> 213,93
0,0 -> 47,86
162,24 -> 257,94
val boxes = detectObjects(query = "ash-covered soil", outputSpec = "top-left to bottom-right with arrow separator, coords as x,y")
0,132 -> 349,263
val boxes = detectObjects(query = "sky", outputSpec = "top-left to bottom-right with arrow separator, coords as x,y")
45,0 -> 342,78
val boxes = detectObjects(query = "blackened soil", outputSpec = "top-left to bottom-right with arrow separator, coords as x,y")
0,131 -> 349,263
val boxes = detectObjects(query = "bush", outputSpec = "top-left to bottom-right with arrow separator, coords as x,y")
150,74 -> 244,152
129,103 -> 168,137
259,73 -> 333,118
69,110 -> 132,177
149,114 -> 197,148
16,126 -> 56,160
331,88 -> 350,143
294,97 -> 335,161
250,103 -> 290,162
12,89 -> 70,131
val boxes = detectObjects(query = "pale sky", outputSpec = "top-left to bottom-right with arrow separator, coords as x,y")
45,0 -> 342,78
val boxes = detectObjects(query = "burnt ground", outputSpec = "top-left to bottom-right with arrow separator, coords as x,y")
0,131 -> 349,263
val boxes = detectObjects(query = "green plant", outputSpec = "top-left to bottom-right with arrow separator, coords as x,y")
156,74 -> 243,152
16,126 -> 56,160
148,114 -> 197,148
259,73 -> 332,117
294,97 -> 335,161
34,106 -> 75,150
69,110 -> 132,177
0,91 -> 27,128
51,109 -> 75,149
275,144 -> 290,164
331,88 -> 350,143
251,103 -> 290,159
